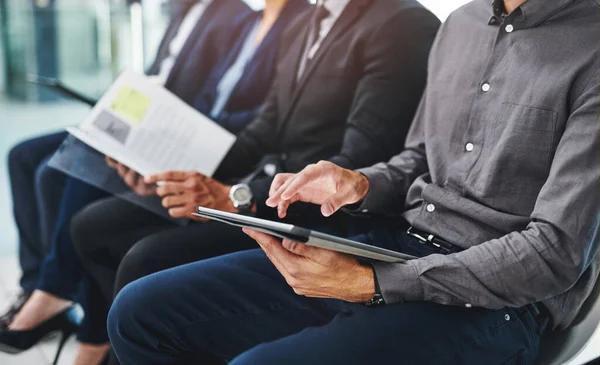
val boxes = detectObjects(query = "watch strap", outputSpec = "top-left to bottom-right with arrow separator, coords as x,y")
365,264 -> 386,307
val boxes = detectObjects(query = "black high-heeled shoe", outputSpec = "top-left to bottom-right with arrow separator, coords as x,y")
0,291 -> 31,329
0,306 -> 81,365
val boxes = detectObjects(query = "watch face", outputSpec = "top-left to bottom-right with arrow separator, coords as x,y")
233,187 -> 252,203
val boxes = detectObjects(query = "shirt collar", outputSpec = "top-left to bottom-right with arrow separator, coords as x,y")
490,0 -> 577,28
318,0 -> 351,20
518,0 -> 576,28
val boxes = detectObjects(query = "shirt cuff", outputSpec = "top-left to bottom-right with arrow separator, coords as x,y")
372,261 -> 423,304
350,166 -> 398,214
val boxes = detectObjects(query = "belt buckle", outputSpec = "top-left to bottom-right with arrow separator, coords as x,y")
407,227 -> 450,254
407,226 -> 436,243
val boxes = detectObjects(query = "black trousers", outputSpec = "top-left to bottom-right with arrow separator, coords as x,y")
71,196 -> 371,364
72,196 -> 368,302
72,197 -> 261,365
71,197 -> 258,302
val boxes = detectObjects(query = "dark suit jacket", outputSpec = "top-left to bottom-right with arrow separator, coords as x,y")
147,1 -> 205,75
215,0 -> 441,216
193,0 -> 311,135
147,0 -> 253,106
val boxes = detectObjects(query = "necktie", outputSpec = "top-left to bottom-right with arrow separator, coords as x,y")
297,4 -> 331,80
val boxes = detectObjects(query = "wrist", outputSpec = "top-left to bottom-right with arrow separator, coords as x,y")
228,183 -> 255,214
347,264 -> 376,303
350,171 -> 370,205
219,185 -> 238,213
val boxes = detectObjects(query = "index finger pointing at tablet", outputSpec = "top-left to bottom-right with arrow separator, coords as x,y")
279,164 -> 325,200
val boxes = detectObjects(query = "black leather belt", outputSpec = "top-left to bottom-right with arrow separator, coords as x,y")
406,226 -> 463,254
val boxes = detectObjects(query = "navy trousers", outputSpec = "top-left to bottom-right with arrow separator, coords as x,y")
36,176 -> 110,343
9,131 -> 112,343
108,223 -> 547,365
8,131 -> 67,292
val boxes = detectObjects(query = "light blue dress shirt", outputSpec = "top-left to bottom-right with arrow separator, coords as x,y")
210,20 -> 261,119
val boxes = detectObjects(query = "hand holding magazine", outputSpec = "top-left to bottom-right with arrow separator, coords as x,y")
66,69 -> 236,177
194,207 -> 417,263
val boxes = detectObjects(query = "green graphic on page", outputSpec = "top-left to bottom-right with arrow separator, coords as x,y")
109,85 -> 151,124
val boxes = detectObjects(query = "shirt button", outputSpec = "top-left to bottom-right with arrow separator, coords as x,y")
465,143 -> 474,152
505,24 -> 514,33
426,204 -> 436,213
362,209 -> 369,213
465,303 -> 472,308
481,83 -> 491,92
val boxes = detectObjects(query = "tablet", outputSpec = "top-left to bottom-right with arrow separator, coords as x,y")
28,75 -> 98,106
195,206 -> 416,263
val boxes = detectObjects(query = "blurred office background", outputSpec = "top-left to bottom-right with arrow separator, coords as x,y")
0,0 -> 472,363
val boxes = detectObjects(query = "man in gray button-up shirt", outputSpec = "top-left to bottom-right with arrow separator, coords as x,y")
250,0 -> 598,359
105,0 -> 600,363
353,0 -> 600,331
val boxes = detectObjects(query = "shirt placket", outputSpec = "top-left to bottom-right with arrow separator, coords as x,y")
460,12 -> 520,196
415,12 -> 520,229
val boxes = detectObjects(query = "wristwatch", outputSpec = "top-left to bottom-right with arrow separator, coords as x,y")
229,183 -> 254,215
365,264 -> 386,308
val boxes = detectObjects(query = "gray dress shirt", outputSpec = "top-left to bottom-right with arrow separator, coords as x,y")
357,0 -> 600,329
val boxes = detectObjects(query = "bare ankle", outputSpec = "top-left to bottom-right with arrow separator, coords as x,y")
8,290 -> 72,331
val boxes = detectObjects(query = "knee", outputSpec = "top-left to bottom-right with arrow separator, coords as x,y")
34,161 -> 64,192
108,275 -> 172,356
7,140 -> 32,173
107,281 -> 147,354
114,240 -> 156,296
70,204 -> 101,259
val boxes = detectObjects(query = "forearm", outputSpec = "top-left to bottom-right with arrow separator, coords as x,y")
214,115 -> 277,182
213,137 -> 260,181
219,107 -> 261,135
374,220 -> 593,309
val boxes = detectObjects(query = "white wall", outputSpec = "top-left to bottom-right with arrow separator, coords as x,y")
243,0 -> 266,10
0,24 -> 5,92
418,0 -> 472,21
